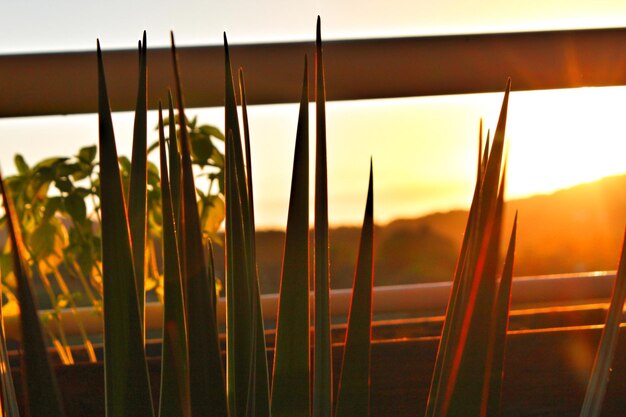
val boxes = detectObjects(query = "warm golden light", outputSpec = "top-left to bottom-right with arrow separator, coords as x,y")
505,87 -> 626,199
1,86 -> 626,228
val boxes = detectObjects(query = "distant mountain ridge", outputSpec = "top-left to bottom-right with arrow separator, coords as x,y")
212,174 -> 626,293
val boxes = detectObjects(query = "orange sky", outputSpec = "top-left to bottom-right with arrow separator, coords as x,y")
2,85 -> 626,228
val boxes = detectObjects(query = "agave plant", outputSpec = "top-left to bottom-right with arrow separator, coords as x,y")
425,80 -> 516,417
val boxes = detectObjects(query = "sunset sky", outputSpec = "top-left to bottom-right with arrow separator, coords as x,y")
2,1 -> 626,228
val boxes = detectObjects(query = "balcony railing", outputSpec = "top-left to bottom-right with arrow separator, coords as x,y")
2,27 -> 626,117
2,271 -> 617,339
1,27 -> 625,341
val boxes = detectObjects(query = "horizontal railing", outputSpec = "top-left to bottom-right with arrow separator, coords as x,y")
2,27 -> 626,117
3,271 -> 617,340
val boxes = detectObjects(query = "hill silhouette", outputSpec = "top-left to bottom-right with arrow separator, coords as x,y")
212,174 -> 626,293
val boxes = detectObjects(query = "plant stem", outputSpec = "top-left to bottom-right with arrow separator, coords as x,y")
50,264 -> 97,363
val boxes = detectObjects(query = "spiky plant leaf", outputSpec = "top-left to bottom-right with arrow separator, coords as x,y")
238,67 -> 270,417
170,32 -> 227,416
97,40 -> 154,417
128,32 -> 148,327
426,80 -> 511,417
207,240 -> 219,325
166,92 -> 183,259
0,281 -> 20,417
224,128 -> 251,416
271,56 -> 310,417
0,171 -> 64,417
425,125 -> 485,417
445,169 -> 506,416
157,103 -> 190,417
580,228 -> 626,417
335,161 -> 374,417
224,35 -> 270,417
314,16 -> 333,417
239,69 -> 254,213
170,32 -> 228,417
482,130 -> 491,177
486,213 -> 517,417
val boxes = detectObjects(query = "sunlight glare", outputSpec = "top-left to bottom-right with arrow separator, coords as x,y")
505,87 -> 626,199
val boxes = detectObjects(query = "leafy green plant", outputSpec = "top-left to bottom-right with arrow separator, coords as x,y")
0,168 -> 66,416
0,69 -> 226,365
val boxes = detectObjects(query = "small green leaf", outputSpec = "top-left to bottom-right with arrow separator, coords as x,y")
71,162 -> 93,181
56,162 -> 81,178
78,145 -> 98,164
200,195 -> 225,236
190,136 -> 215,165
33,157 -> 68,171
43,196 -> 63,219
28,217 -> 69,272
14,154 -> 29,175
198,125 -> 225,141
64,193 -> 87,221
54,177 -> 73,193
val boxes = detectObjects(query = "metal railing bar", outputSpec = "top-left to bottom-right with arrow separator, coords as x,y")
2,27 -> 626,117
3,271 -> 617,340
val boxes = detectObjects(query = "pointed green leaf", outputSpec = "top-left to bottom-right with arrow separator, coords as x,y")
486,213 -> 517,417
167,91 -> 183,255
223,34 -> 270,417
425,130 -> 485,417
128,32 -> 148,326
314,17 -> 333,417
238,66 -> 271,417
271,56 -> 310,417
478,79 -> 510,232
77,145 -> 98,164
239,69 -> 254,219
97,40 -> 154,417
206,240 -> 219,327
0,171 -> 64,417
158,103 -> 191,417
482,130 -> 491,177
225,127 -> 252,417
64,193 -> 87,221
13,155 -> 29,176
426,80 -> 511,417
170,32 -> 228,417
335,162 -> 374,417
445,168 -> 506,416
580,228 -> 626,417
